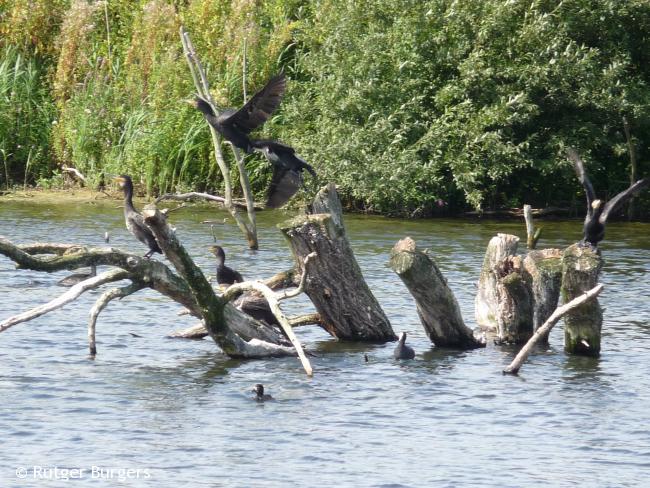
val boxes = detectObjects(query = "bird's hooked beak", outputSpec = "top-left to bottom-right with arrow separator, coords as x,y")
591,199 -> 603,210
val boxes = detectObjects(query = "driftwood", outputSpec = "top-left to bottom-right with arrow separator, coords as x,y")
475,233 -> 520,330
561,243 -> 603,356
180,27 -> 258,249
503,284 -> 604,374
156,192 -> 256,210
522,249 -> 562,342
389,237 -> 485,349
279,184 -> 395,342
523,204 -> 542,249
493,256 -> 533,344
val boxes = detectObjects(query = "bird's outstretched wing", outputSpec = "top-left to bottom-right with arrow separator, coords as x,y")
567,148 -> 596,207
266,167 -> 302,209
226,73 -> 286,133
599,178 -> 650,224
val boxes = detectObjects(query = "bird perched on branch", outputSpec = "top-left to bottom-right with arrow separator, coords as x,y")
567,148 -> 649,247
209,245 -> 244,286
189,73 -> 286,153
251,139 -> 318,208
394,332 -> 415,360
114,175 -> 162,259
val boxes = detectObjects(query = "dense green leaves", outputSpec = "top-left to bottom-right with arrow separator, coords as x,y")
0,0 -> 649,216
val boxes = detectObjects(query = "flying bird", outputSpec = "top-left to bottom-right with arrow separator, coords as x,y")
567,148 -> 649,247
189,73 -> 286,153
114,175 -> 162,258
251,139 -> 318,208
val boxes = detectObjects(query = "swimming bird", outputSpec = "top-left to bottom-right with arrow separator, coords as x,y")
114,175 -> 162,258
209,245 -> 244,286
394,332 -> 415,360
567,148 -> 649,247
189,73 -> 286,153
57,265 -> 97,287
252,383 -> 273,402
251,140 -> 318,208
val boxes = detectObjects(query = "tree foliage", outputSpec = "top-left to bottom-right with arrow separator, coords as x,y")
0,0 -> 648,216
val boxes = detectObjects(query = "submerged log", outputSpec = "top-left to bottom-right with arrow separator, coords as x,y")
389,237 -> 485,349
561,243 -> 603,356
493,256 -> 533,344
279,184 -> 395,342
475,233 -> 520,330
523,249 -> 563,342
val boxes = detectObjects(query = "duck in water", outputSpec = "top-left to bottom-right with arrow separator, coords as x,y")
394,331 -> 415,360
114,175 -> 162,258
252,384 -> 273,402
208,245 -> 244,286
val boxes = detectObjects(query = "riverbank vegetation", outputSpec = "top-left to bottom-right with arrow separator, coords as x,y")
1,0 -> 649,217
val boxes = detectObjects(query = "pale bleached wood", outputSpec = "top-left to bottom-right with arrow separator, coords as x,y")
524,204 -> 542,249
504,284 -> 604,374
0,269 -> 129,332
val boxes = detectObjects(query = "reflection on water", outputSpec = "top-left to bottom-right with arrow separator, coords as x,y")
1,199 -> 649,487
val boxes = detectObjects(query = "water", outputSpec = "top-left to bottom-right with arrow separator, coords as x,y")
1,198 -> 649,487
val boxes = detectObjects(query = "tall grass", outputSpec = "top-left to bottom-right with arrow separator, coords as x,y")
0,46 -> 53,187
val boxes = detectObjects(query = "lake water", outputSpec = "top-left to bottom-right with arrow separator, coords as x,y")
0,197 -> 649,487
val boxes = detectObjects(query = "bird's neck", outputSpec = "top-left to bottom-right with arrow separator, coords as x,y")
123,184 -> 136,211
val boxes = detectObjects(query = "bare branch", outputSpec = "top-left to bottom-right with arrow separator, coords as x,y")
503,284 -> 604,375
61,165 -> 87,185
155,191 -> 261,210
1,269 -> 129,333
278,252 -> 317,300
88,281 -> 146,356
289,313 -> 322,327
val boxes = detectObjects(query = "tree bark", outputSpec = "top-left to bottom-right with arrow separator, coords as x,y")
561,243 -> 603,356
522,248 -> 563,342
493,256 -> 534,344
279,184 -> 395,342
523,204 -> 542,249
389,237 -> 484,349
475,233 -> 520,330
503,284 -> 604,374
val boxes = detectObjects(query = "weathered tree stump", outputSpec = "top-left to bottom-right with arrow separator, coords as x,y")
475,233 -> 520,330
494,256 -> 534,344
522,248 -> 563,342
389,237 -> 485,349
561,243 -> 603,356
279,184 -> 395,342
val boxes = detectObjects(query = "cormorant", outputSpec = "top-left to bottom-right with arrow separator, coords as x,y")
251,139 -> 318,208
252,383 -> 273,402
57,265 -> 97,287
208,245 -> 244,286
568,148 -> 649,247
114,175 -> 162,258
189,73 -> 286,153
394,332 -> 415,360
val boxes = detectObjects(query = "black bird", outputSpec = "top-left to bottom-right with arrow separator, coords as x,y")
209,245 -> 244,286
251,139 -> 318,208
568,148 -> 649,247
114,175 -> 162,258
57,265 -> 97,287
394,332 -> 416,360
252,383 -> 273,402
189,73 -> 286,153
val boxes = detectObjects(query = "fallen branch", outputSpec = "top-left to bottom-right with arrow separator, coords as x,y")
88,281 -> 146,356
1,269 -> 129,332
61,165 -> 87,185
156,192 -> 257,210
503,283 -> 604,374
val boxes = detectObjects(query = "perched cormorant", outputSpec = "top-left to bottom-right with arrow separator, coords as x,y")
114,175 -> 162,258
252,383 -> 273,402
209,245 -> 244,286
189,73 -> 286,153
251,139 -> 318,208
394,332 -> 415,360
568,148 -> 649,247
57,265 -> 97,287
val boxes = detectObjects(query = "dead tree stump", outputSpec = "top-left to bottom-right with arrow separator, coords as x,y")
494,256 -> 534,344
523,249 -> 562,342
389,237 -> 484,349
279,185 -> 395,342
475,233 -> 520,330
561,243 -> 603,356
